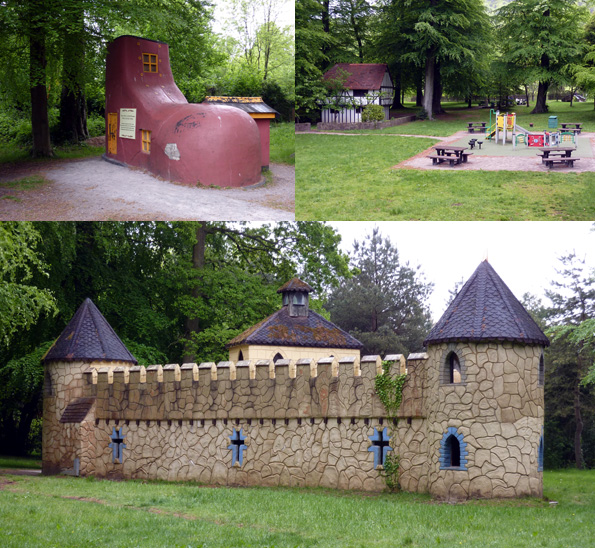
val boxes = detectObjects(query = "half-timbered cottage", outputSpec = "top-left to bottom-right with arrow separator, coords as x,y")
321,63 -> 394,123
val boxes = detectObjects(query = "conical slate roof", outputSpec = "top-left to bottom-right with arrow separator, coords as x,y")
276,277 -> 313,294
424,261 -> 549,347
43,298 -> 137,364
227,307 -> 363,350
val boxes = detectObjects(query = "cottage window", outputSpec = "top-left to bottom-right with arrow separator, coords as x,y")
238,350 -> 244,361
142,53 -> 158,73
449,352 -> 462,383
440,347 -> 465,385
353,90 -> 366,97
273,352 -> 284,363
141,130 -> 151,153
538,435 -> 544,472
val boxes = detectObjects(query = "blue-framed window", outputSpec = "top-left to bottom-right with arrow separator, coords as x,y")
439,427 -> 468,470
108,427 -> 126,464
368,427 -> 392,469
228,428 -> 247,466
538,433 -> 544,472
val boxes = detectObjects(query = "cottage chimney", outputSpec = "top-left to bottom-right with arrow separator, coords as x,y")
277,277 -> 313,318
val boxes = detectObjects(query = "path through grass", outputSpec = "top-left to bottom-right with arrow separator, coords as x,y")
0,469 -> 593,547
295,134 -> 595,220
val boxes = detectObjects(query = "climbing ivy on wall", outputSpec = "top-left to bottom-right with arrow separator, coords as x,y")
374,360 -> 407,491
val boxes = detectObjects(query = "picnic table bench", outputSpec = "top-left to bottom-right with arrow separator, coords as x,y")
537,147 -> 576,163
544,157 -> 580,169
467,122 -> 487,133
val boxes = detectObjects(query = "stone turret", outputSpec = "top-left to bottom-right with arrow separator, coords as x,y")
42,298 -> 137,475
422,260 -> 549,499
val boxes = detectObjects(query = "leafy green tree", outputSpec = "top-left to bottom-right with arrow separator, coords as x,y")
325,228 -> 433,356
496,0 -> 587,114
545,253 -> 595,469
0,223 -> 57,347
296,0 -> 334,119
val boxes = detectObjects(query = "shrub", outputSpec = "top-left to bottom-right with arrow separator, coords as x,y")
362,104 -> 385,122
416,108 -> 428,120
87,114 -> 105,137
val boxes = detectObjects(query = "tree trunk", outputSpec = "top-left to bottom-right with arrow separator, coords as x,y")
432,62 -> 444,115
416,81 -> 423,107
58,6 -> 88,143
524,84 -> 530,108
182,223 -> 206,364
573,377 -> 584,469
391,72 -> 403,109
29,0 -> 52,157
531,80 -> 550,114
423,55 -> 435,120
467,95 -> 472,108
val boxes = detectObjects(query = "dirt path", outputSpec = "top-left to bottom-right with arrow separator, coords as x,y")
0,157 -> 294,221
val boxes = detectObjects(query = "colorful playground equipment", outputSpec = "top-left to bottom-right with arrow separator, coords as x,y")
485,109 -> 576,148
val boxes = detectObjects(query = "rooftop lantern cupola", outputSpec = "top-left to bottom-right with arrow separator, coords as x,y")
277,278 -> 313,318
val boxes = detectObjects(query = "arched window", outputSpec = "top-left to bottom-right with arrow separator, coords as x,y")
441,349 -> 464,385
439,427 -> 468,470
449,353 -> 462,384
538,353 -> 545,386
273,352 -> 284,363
238,350 -> 244,361
538,434 -> 544,472
447,435 -> 461,467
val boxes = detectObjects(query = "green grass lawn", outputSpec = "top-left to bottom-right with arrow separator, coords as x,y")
0,469 -> 593,547
295,134 -> 595,220
0,455 -> 41,469
0,144 -> 104,164
269,122 -> 295,165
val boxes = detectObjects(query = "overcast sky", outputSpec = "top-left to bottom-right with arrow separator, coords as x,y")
330,222 -> 595,322
210,0 -> 294,36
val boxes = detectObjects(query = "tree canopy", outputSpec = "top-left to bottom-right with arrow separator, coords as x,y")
295,0 -> 595,120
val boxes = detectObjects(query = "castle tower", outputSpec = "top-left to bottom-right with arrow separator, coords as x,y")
42,298 -> 137,475
422,260 -> 548,499
227,277 -> 363,363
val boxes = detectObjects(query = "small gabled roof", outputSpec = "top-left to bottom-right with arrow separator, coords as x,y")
43,298 -> 137,364
226,307 -> 363,350
323,63 -> 391,91
424,261 -> 549,347
277,277 -> 313,294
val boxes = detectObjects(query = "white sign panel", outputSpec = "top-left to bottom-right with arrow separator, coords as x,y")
119,108 -> 136,139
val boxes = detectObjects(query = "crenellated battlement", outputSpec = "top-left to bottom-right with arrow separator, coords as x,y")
81,354 -> 426,422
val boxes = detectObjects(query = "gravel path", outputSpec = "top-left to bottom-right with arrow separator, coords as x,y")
0,157 -> 294,221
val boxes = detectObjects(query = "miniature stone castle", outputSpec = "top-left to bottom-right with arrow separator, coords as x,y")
42,261 -> 548,499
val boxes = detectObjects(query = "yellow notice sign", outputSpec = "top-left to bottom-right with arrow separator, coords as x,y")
119,108 -> 136,139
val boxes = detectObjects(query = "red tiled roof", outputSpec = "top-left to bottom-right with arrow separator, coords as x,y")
323,63 -> 390,91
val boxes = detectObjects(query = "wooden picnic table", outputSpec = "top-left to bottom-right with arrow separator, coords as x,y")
560,123 -> 583,130
429,145 -> 471,166
537,147 -> 576,159
433,145 -> 468,157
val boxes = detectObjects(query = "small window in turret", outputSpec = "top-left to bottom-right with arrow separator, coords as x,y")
449,352 -> 461,383
293,293 -> 305,305
143,53 -> 158,73
538,353 -> 545,386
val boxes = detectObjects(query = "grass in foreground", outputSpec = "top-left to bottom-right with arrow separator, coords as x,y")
295,134 -> 595,220
269,122 -> 295,165
0,469 -> 593,547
